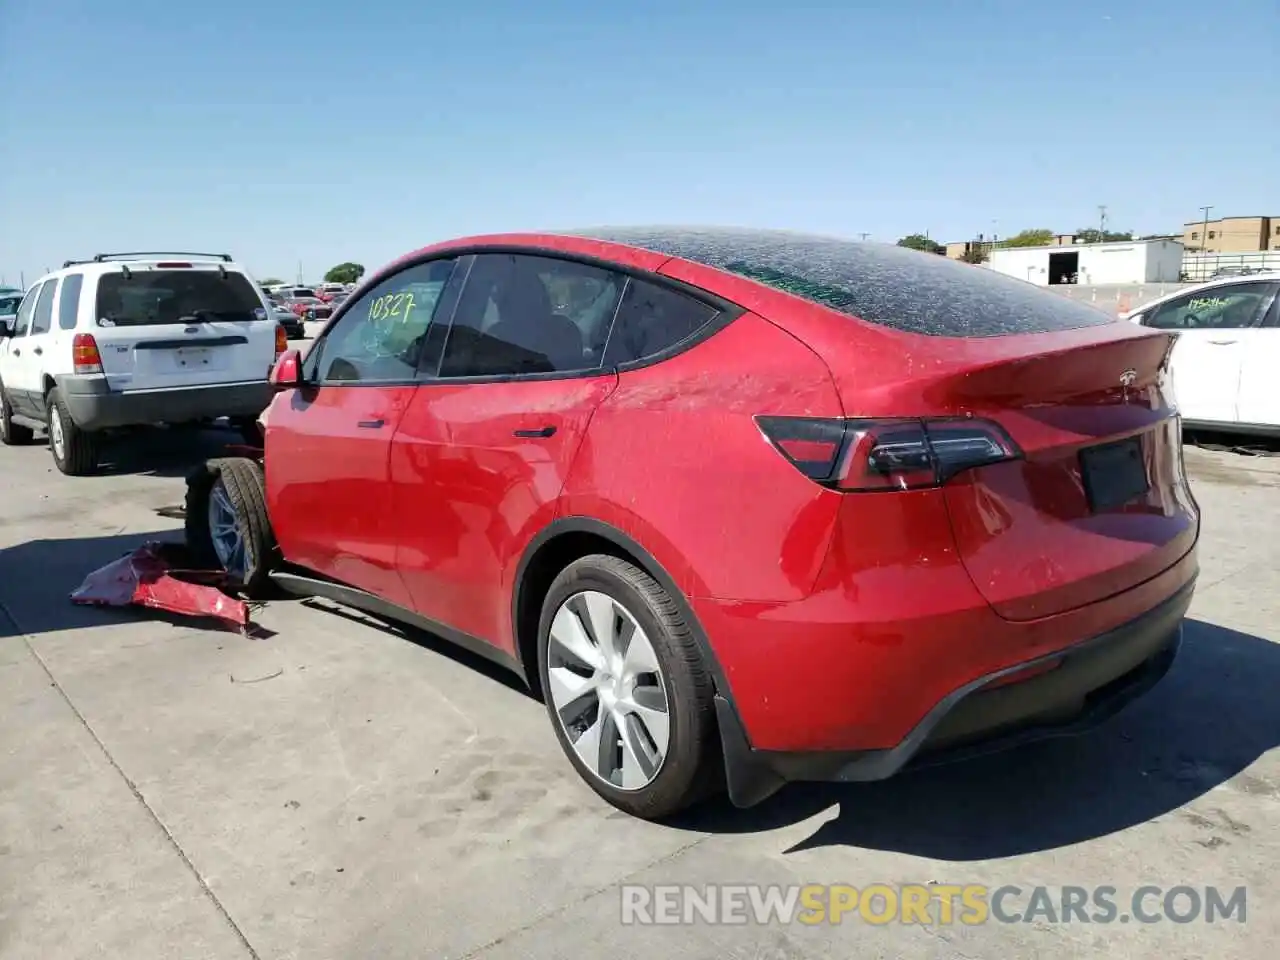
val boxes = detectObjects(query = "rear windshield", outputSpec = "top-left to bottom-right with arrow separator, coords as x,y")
96,269 -> 263,327
570,227 -> 1117,338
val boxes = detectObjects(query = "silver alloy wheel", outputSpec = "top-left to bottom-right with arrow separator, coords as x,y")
49,404 -> 65,461
546,590 -> 671,791
208,478 -> 248,579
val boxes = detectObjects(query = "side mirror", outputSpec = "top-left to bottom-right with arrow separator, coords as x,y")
269,348 -> 304,389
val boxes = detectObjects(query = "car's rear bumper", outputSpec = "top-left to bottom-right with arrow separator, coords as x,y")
699,549 -> 1196,808
56,375 -> 273,430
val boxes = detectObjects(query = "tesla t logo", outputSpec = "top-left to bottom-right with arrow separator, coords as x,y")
1119,368 -> 1137,404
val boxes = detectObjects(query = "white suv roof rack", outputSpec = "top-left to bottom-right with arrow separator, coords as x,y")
62,251 -> 234,267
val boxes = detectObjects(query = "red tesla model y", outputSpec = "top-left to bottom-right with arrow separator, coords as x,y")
208,227 -> 1199,819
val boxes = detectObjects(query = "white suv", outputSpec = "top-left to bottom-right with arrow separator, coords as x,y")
0,252 -> 286,475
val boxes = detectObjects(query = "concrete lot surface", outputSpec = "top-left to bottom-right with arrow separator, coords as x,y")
1,430 -> 1278,959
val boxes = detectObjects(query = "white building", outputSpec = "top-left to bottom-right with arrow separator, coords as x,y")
988,239 -> 1184,286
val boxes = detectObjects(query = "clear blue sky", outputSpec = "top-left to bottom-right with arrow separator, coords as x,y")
2,0 -> 1276,285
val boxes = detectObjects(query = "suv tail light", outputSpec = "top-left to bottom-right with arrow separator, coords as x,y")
275,323 -> 287,354
755,416 -> 1020,492
72,333 -> 104,375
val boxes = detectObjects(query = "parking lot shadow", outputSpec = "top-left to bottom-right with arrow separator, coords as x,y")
94,425 -> 249,478
0,528 -> 204,639
297,597 -> 534,698
678,618 -> 1280,859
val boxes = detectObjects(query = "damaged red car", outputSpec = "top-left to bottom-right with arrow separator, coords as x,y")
184,228 -> 1200,820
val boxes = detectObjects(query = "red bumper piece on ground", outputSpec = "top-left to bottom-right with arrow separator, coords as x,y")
69,541 -> 249,630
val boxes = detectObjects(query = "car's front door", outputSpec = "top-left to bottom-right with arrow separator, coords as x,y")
1232,282 -> 1280,430
390,252 -> 624,651
1141,283 -> 1275,426
265,257 -> 461,605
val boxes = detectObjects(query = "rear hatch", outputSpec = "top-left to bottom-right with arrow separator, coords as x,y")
650,233 -> 1199,621
93,264 -> 278,391
928,333 -> 1197,620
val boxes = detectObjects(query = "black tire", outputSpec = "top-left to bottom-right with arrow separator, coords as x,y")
0,384 -> 34,446
536,554 -> 718,820
46,387 -> 98,475
185,457 -> 277,598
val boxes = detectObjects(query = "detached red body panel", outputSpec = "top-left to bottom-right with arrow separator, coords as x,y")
70,542 -> 249,630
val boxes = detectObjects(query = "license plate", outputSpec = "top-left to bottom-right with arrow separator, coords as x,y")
1080,437 -> 1149,512
175,347 -> 212,368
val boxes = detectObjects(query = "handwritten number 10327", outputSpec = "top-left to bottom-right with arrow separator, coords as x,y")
369,292 -> 416,322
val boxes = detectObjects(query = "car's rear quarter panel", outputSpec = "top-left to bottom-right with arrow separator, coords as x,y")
558,311 -> 846,603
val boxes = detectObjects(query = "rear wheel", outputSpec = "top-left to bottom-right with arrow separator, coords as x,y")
0,385 -> 34,446
185,457 -> 277,597
46,387 -> 98,475
536,555 -> 718,820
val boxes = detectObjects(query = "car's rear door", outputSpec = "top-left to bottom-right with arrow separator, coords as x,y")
10,279 -> 58,414
0,283 -> 41,416
265,257 -> 462,605
93,263 -> 277,391
390,252 -> 623,649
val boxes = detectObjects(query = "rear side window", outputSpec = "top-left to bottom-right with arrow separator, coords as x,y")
571,228 -> 1118,338
30,279 -> 58,334
58,273 -> 84,330
12,283 -> 41,335
604,279 -> 720,366
96,270 -> 264,327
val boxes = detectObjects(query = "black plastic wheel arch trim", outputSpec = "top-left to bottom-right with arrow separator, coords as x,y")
512,517 -> 734,689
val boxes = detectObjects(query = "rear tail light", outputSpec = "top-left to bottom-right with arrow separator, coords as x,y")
755,416 -> 1020,492
275,323 -> 287,354
72,333 -> 104,375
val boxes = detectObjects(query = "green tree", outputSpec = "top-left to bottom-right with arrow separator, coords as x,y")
896,234 -> 945,255
324,262 -> 365,285
1003,229 -> 1056,248
260,277 -> 284,286
960,247 -> 988,264
1075,228 -> 1133,244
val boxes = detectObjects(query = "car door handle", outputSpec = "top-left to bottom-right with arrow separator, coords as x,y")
10,348 -> 17,356
513,426 -> 557,439
357,419 -> 385,429
32,346 -> 42,355
1207,339 -> 1238,345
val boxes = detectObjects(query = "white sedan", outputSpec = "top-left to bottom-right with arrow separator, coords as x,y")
1123,272 -> 1280,436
